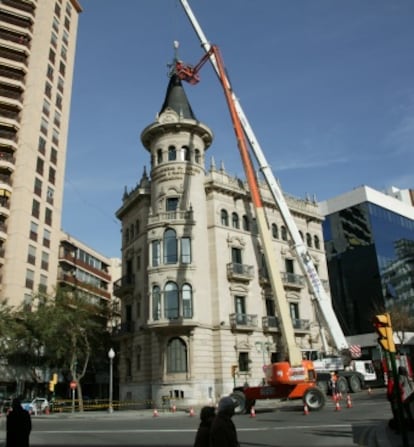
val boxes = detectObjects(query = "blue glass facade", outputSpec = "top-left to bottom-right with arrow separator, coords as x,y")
323,202 -> 414,335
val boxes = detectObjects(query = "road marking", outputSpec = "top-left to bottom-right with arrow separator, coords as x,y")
35,424 -> 354,434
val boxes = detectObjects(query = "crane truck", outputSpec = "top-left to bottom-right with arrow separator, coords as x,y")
177,0 -> 371,411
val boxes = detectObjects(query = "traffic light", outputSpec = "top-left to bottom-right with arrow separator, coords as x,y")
231,365 -> 238,377
48,381 -> 55,392
373,313 -> 396,353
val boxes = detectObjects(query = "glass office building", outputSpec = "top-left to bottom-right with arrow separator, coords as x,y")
320,186 -> 414,335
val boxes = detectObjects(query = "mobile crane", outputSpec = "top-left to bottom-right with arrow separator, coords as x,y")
176,0 -> 366,411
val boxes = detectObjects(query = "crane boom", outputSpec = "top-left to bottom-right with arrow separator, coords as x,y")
178,0 -> 349,355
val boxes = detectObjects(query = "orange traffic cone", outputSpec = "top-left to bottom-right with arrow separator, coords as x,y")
346,394 -> 352,408
189,407 -> 195,417
335,399 -> 341,411
303,404 -> 309,415
153,408 -> 159,417
249,406 -> 256,418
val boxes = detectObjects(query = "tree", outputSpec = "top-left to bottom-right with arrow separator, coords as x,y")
2,288 -> 112,408
38,287 -> 112,410
387,301 -> 414,347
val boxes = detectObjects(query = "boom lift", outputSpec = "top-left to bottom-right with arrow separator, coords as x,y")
176,0 -> 367,410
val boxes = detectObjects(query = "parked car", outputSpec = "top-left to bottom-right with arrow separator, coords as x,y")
21,397 -> 49,414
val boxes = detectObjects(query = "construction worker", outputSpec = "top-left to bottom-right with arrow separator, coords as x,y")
329,371 -> 338,397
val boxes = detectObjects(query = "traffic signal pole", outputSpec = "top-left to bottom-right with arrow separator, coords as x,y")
374,313 -> 408,447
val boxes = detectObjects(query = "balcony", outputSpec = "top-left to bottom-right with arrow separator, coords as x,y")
229,313 -> 258,332
147,209 -> 194,226
262,316 -> 310,333
0,152 -> 16,172
113,274 -> 135,297
0,126 -> 18,151
262,316 -> 280,332
227,262 -> 254,282
281,272 -> 305,289
146,316 -> 198,334
292,318 -> 311,332
2,0 -> 36,16
0,195 -> 10,217
59,252 -> 111,281
58,272 -> 111,299
0,220 -> 7,240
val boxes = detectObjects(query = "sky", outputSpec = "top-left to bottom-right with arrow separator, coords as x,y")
62,0 -> 414,259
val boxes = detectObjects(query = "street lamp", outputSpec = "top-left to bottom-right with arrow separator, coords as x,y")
108,348 -> 115,413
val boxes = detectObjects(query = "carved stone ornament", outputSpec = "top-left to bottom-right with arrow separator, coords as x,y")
158,108 -> 178,124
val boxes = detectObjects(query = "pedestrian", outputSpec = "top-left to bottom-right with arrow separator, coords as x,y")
387,366 -> 414,430
193,406 -> 215,447
6,397 -> 32,447
210,396 -> 240,447
329,371 -> 338,397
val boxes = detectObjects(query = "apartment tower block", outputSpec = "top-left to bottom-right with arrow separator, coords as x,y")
0,0 -> 82,307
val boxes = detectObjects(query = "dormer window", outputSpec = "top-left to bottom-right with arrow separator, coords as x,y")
166,197 -> 179,211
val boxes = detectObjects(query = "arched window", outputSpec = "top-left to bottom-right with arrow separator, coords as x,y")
182,145 -> 190,161
152,285 -> 161,320
164,229 -> 177,264
220,209 -> 229,226
232,212 -> 239,229
314,235 -> 320,250
242,215 -> 250,231
167,337 -> 187,373
281,225 -> 288,241
157,148 -> 163,164
306,233 -> 312,248
168,145 -> 176,161
195,149 -> 201,163
164,281 -> 179,319
272,223 -> 278,239
182,283 -> 193,318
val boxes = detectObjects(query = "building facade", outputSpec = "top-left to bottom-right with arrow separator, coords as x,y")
58,231 -> 120,330
114,73 -> 331,407
0,0 -> 82,307
320,186 -> 414,336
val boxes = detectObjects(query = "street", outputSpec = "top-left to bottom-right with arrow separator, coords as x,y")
0,390 -> 392,446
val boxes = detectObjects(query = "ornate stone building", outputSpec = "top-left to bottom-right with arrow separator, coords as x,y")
114,73 -> 329,407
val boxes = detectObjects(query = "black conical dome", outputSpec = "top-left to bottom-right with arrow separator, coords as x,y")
159,74 -> 196,120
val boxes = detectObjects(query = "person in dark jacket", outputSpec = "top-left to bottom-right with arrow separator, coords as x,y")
6,397 -> 32,447
193,406 -> 215,447
210,396 -> 240,447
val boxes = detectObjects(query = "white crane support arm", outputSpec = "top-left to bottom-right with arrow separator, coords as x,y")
179,0 -> 349,353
